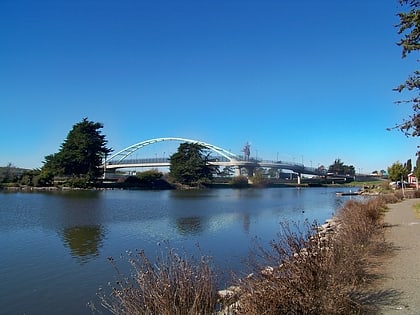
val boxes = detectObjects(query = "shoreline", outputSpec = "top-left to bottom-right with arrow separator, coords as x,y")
0,181 -> 367,191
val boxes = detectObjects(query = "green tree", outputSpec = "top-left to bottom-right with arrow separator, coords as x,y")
414,155 -> 420,179
42,153 -> 63,177
42,118 -> 112,181
328,159 -> 355,176
328,159 -> 344,175
19,168 -> 53,187
136,169 -> 163,182
405,158 -> 412,173
392,0 -> 420,139
0,163 -> 17,183
388,161 -> 409,181
219,166 -> 234,177
169,143 -> 215,186
230,175 -> 249,187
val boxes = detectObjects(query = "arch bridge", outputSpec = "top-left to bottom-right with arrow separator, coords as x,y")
103,137 -> 325,182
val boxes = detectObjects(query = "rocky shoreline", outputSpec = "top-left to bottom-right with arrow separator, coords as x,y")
214,193 -> 420,314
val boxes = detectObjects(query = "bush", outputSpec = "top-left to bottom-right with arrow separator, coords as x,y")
123,175 -> 141,184
65,176 -> 91,188
136,170 -> 163,182
97,246 -> 217,315
233,197 -> 388,314
230,175 -> 249,188
235,224 -> 359,314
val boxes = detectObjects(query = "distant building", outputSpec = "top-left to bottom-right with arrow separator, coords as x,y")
408,172 -> 417,184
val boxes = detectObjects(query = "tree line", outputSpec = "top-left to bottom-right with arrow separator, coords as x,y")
0,117 -> 359,188
388,158 -> 420,182
1,116 -> 418,188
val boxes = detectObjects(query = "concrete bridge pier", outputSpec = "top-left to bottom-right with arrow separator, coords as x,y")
297,173 -> 302,185
244,166 -> 255,177
102,168 -> 115,180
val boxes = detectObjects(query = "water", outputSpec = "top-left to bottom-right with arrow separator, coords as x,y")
0,187 -> 353,315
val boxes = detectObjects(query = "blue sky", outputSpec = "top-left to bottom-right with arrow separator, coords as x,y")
1,0 -> 418,173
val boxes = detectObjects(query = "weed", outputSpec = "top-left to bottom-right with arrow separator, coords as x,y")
97,245 -> 217,315
95,193 -> 411,314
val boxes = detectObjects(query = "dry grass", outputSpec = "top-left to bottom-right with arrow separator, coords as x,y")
97,245 -> 217,315
234,197 -> 393,315
95,192 -> 414,315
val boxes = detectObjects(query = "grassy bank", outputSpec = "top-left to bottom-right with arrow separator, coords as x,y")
95,193 -> 410,315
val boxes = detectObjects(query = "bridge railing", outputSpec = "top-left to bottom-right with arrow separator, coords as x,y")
104,156 -> 326,176
107,155 -> 236,165
107,157 -> 170,165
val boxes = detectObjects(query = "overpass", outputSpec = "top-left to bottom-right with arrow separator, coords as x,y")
103,137 -> 327,183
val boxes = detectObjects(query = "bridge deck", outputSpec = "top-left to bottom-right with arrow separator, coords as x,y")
104,158 -> 324,176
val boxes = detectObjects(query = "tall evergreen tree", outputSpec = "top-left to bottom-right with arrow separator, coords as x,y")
414,155 -> 420,179
169,143 -> 215,185
42,118 -> 112,180
404,158 -> 412,173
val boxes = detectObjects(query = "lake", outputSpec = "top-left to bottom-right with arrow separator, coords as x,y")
0,187 -> 353,315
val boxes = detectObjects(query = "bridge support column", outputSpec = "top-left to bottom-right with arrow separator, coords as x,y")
234,166 -> 241,177
297,173 -> 302,185
245,166 -> 255,178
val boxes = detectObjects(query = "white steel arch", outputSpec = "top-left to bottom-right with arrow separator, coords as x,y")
106,137 -> 240,164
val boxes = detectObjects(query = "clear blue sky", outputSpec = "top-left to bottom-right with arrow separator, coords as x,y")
1,0 -> 418,173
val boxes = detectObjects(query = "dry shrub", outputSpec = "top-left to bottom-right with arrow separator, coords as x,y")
335,198 -> 384,246
331,198 -> 386,287
379,192 -> 405,204
236,197 -> 388,315
236,222 -> 364,315
404,189 -> 420,198
95,194 -> 403,315
97,246 -> 217,315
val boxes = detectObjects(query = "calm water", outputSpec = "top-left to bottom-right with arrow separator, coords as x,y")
0,187 -> 353,315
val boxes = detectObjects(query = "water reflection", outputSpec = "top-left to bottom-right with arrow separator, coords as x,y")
61,225 -> 105,264
38,191 -> 107,263
175,217 -> 205,235
0,188 -> 351,315
242,213 -> 250,233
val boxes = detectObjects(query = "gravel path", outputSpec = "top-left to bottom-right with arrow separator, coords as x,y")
379,198 -> 420,314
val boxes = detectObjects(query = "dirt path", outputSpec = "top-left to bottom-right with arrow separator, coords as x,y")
379,198 -> 420,314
